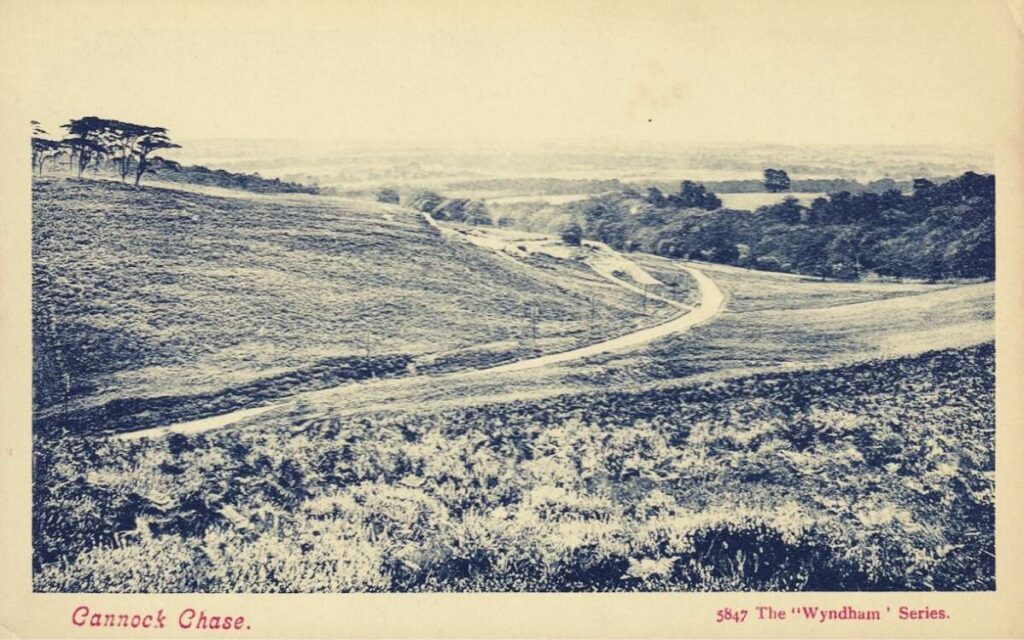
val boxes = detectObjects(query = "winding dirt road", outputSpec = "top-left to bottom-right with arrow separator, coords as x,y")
484,263 -> 724,373
118,220 -> 725,440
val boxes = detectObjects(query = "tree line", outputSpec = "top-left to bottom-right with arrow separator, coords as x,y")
31,117 -> 180,186
559,171 -> 994,281
31,117 -> 318,194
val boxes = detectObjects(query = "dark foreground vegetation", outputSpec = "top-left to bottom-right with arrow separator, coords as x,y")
34,343 -> 994,592
504,172 -> 994,282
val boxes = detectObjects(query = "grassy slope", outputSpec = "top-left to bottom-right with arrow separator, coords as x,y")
33,178 -> 658,434
251,255 -> 992,425
564,257 -> 994,387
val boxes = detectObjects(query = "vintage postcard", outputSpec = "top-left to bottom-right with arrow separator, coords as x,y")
2,0 -> 1023,637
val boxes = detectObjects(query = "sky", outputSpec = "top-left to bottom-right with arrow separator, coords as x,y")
4,0 -> 1019,149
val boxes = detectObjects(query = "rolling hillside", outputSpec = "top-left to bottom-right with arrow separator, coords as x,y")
242,255 -> 992,425
565,257 -> 994,388
32,178 -> 665,435
31,178 -> 996,593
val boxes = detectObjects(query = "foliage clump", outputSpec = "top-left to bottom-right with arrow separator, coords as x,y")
500,172 -> 995,282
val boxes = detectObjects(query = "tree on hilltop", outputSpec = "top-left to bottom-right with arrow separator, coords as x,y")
763,168 -> 791,193
60,116 -> 180,185
31,121 -> 71,175
62,117 -> 114,178
107,122 -> 143,182
31,139 -> 66,175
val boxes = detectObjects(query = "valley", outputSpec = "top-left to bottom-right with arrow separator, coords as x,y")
31,171 -> 995,593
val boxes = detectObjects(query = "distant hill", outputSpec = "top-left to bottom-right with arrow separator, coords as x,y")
147,156 -> 321,194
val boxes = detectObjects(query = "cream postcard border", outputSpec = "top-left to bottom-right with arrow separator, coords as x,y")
1,1 -> 1022,637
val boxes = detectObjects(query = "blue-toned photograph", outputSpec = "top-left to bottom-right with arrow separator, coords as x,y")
28,0 -> 996,594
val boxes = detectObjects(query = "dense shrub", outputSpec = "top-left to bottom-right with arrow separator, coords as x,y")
408,191 -> 491,225
376,188 -> 400,204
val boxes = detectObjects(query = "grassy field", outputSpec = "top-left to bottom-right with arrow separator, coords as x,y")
562,257 -> 993,387
264,256 -> 992,425
34,343 -> 994,591
33,178 -> 665,435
